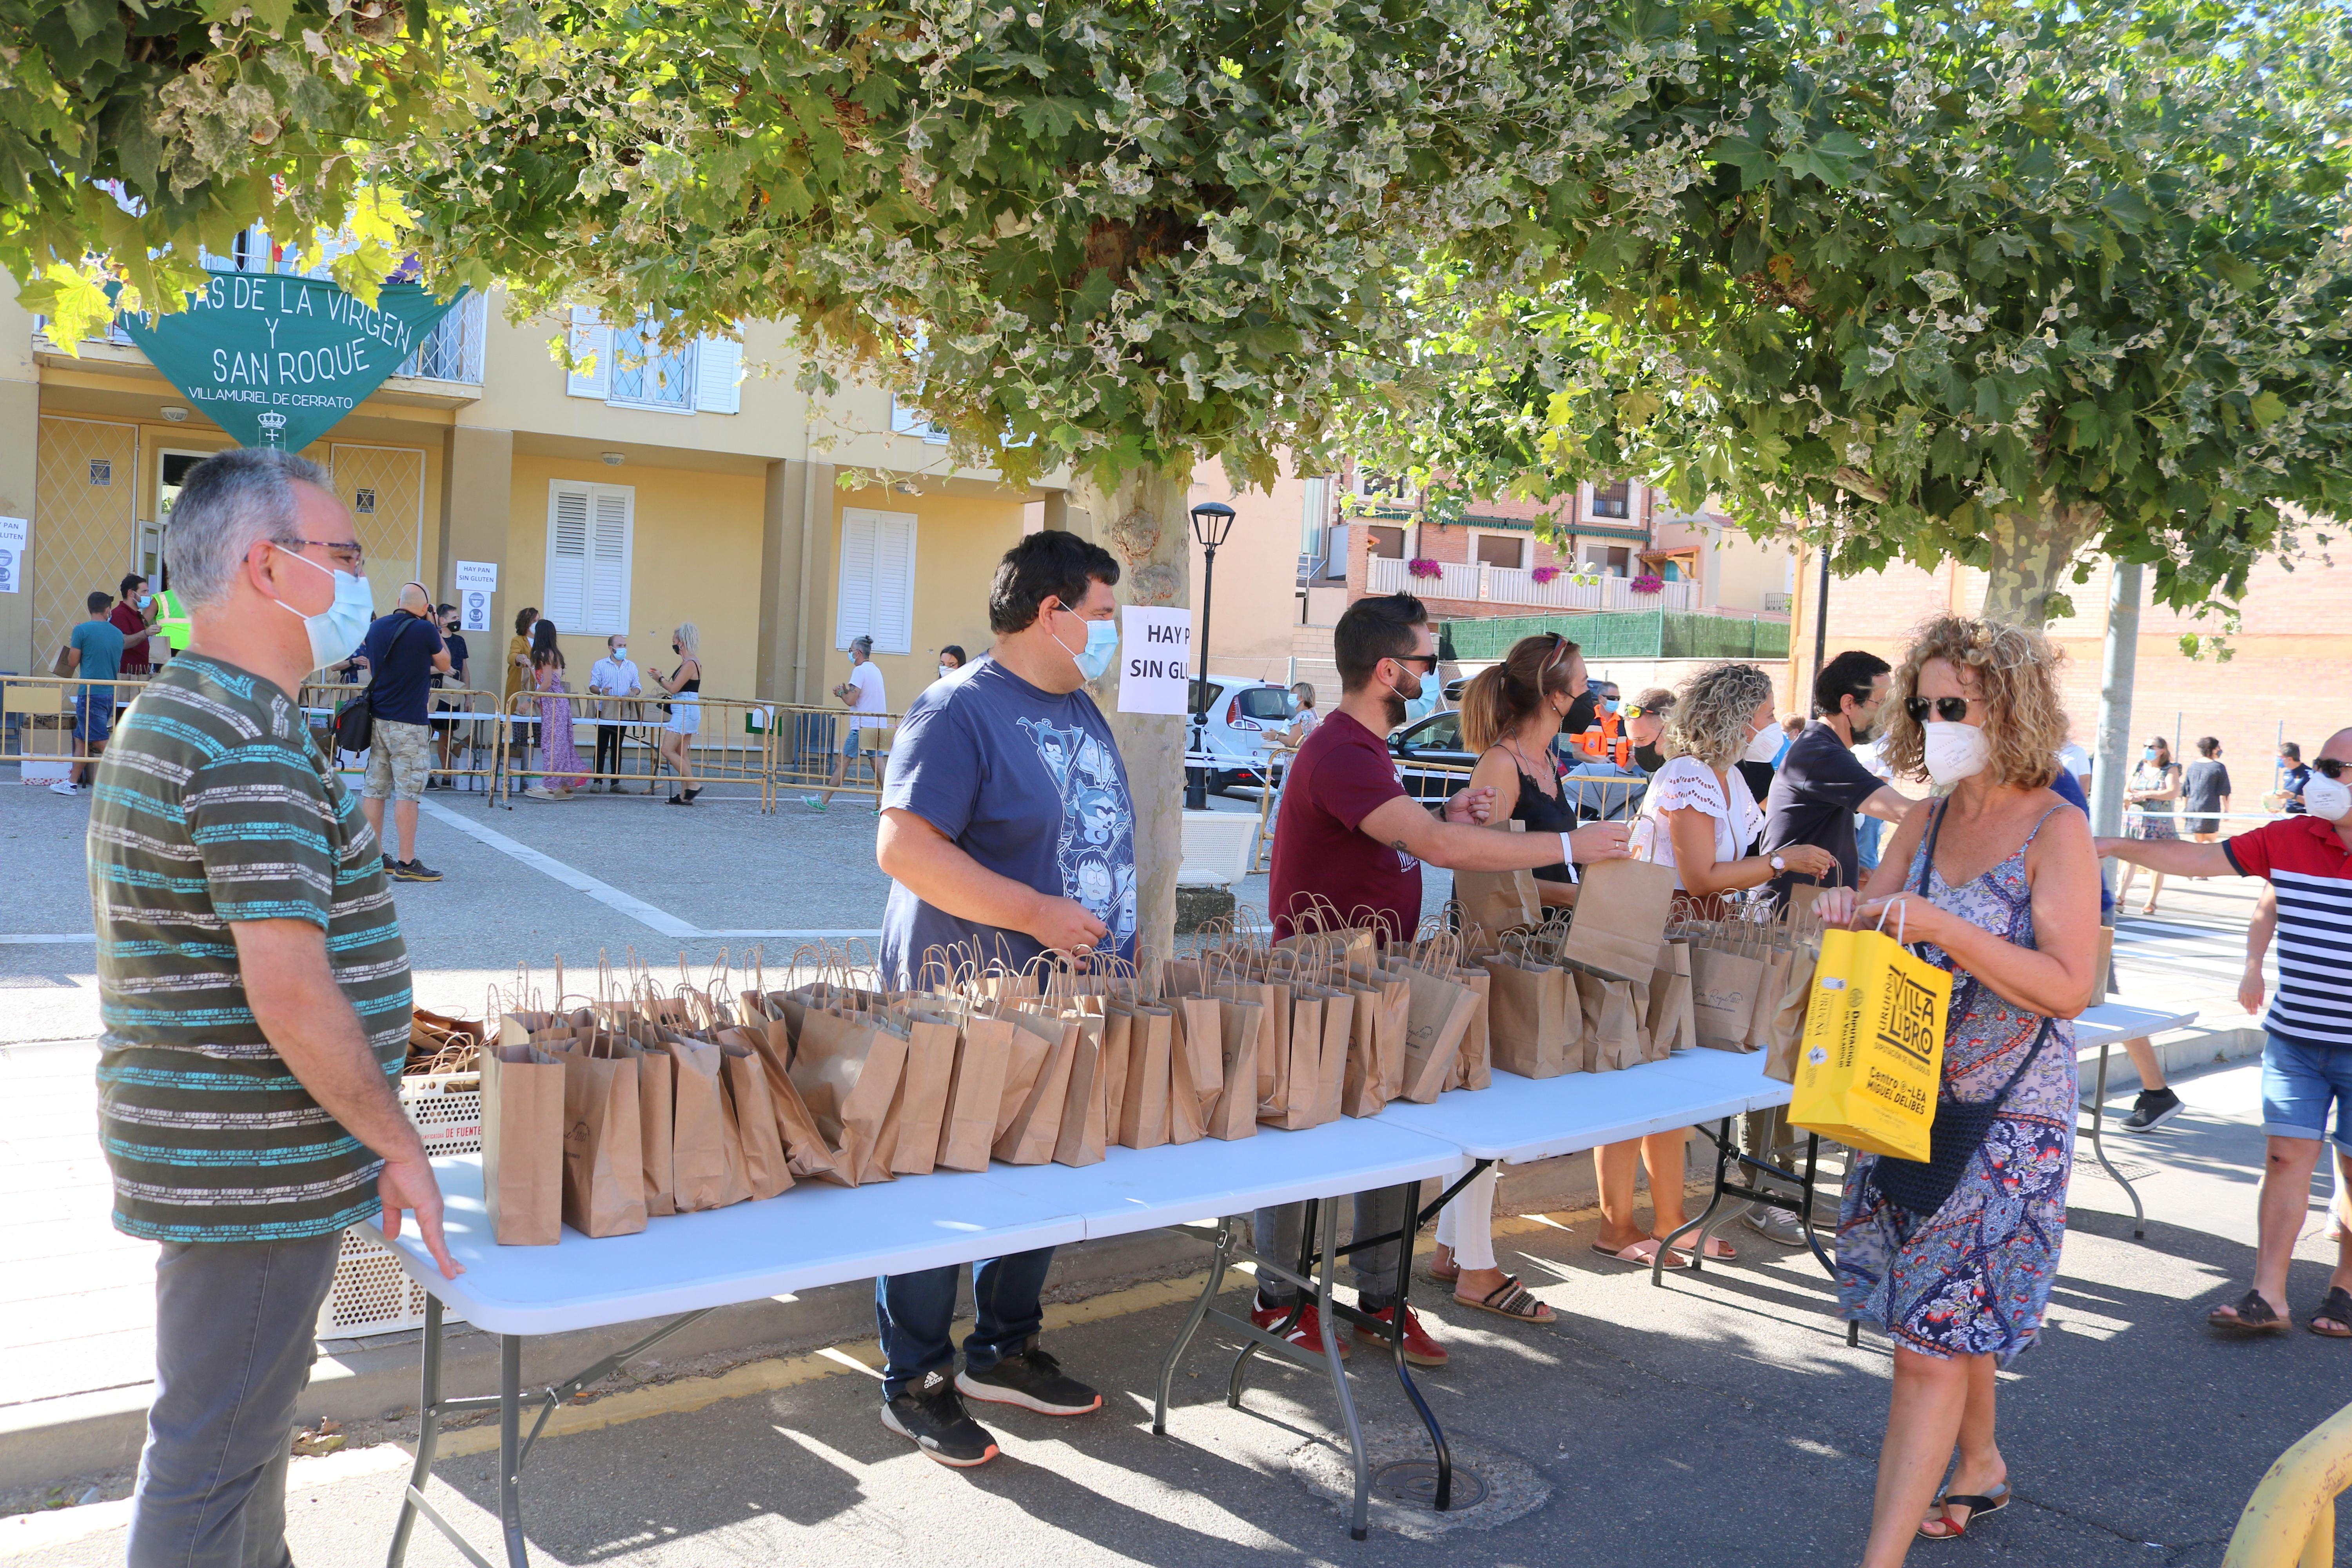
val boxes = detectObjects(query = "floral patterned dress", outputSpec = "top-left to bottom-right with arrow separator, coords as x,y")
534,663 -> 588,789
1836,804 -> 2077,1365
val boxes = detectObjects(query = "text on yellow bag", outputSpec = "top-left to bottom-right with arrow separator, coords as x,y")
1788,924 -> 1953,1161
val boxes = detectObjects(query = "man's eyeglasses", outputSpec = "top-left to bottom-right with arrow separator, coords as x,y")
1905,695 -> 1976,724
283,537 -> 367,571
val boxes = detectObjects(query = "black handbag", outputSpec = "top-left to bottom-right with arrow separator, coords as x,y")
331,617 -> 419,754
1867,797 -> 2059,1216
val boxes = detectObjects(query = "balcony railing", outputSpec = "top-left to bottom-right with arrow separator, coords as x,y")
1371,554 -> 1696,613
1762,590 -> 1794,614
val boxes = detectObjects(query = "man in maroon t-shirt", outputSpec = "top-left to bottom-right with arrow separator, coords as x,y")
2100,723 -> 2352,1337
109,572 -> 156,677
1253,593 -> 1630,1367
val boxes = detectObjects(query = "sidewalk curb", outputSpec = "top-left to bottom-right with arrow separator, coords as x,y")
2078,1022 -> 2266,1101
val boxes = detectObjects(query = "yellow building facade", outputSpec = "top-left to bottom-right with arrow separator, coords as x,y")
0,265 -> 1060,720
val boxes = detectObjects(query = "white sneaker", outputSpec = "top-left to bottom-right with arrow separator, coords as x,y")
801,794 -> 828,813
49,780 -> 80,795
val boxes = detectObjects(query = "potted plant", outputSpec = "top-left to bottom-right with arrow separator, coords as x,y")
1530,564 -> 1560,584
1630,573 -> 1664,595
1407,557 -> 1443,580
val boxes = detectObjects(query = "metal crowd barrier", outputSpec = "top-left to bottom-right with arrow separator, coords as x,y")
1391,754 -> 1651,822
767,701 -> 902,804
3,673 -> 155,779
498,688 -> 780,812
298,683 -> 512,806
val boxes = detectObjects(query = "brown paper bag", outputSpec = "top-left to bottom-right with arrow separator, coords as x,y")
720,1040 -> 794,1199
554,1039 -> 648,1237
1482,952 -> 1581,1079
1454,867 -> 1538,958
1112,1002 -> 1175,1150
481,1042 -> 565,1245
666,1036 -> 753,1210
1690,946 -> 1765,1053
1172,995 -> 1229,1139
1097,1009 -> 1133,1147
929,1007 -> 1014,1173
1763,942 -> 1817,1084
727,1020 -> 845,1183
1397,964 -> 1477,1103
1555,859 -> 1681,980
1303,988 -> 1352,1126
883,1014 -> 960,1176
1204,999 -> 1263,1141
1742,945 -> 1793,1051
1646,941 -> 1697,1056
1050,1014 -> 1110,1167
628,1039 -> 677,1216
993,1010 -> 1078,1165
790,1009 -> 911,1186
1577,971 -> 1644,1072
1342,968 -> 1409,1117
1447,965 -> 1493,1091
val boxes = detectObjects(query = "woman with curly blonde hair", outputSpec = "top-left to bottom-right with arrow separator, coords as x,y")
1811,616 -> 2102,1563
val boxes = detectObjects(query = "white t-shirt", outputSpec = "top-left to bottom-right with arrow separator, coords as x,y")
1631,755 -> 1764,888
1858,735 -> 1894,782
2057,742 -> 2091,782
846,660 -> 889,730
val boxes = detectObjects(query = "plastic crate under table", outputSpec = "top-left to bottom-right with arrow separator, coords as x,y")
318,1071 -> 481,1338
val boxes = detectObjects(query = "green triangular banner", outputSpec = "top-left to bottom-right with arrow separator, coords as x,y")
109,276 -> 465,453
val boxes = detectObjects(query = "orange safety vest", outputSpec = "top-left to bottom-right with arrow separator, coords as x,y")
1574,710 -> 1632,768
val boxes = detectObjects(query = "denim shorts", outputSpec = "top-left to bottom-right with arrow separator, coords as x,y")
75,692 -> 113,744
2260,1033 -> 2352,1153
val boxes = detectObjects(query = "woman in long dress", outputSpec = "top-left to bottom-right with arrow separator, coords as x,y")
524,619 -> 586,800
1812,617 -> 2101,1565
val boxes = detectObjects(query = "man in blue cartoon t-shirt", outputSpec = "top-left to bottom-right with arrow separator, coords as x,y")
870,529 -> 1134,1467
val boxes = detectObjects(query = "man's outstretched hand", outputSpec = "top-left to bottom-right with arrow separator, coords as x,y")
1444,786 -> 1497,825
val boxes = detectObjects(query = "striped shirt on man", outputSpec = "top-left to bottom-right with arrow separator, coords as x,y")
2224,816 -> 2352,1050
89,653 -> 411,1243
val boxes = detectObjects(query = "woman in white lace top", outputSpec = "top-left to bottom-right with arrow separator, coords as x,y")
1590,664 -> 1835,1272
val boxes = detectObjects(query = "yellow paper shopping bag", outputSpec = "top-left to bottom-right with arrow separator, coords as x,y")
1788,926 -> 1952,1160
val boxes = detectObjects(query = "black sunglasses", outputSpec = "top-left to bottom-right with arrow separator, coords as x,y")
2314,758 -> 2348,780
1904,696 -> 1975,724
1388,652 -> 1441,672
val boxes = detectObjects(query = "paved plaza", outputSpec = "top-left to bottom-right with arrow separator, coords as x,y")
4,780 -> 2348,1565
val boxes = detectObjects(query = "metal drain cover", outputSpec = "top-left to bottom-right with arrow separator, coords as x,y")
1371,1459 -> 1488,1511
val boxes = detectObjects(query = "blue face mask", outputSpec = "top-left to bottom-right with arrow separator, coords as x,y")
1402,683 -> 1441,726
136,592 -> 153,610
1052,607 -> 1120,682
273,549 -> 375,671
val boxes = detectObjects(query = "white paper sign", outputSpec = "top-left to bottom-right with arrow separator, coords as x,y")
0,517 -> 25,595
453,561 -> 497,632
1116,605 -> 1194,715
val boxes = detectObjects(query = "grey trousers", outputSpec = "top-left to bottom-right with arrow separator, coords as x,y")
128,1235 -> 341,1568
1251,1191 -> 1409,1313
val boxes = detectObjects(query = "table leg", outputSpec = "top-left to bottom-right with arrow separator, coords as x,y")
1154,1218 -> 1234,1436
1385,1178 -> 1452,1515
385,1295 -> 443,1568
1796,1134 -> 1838,1279
1654,1117 -> 1736,1287
2086,1038 -> 2147,1238
498,1336 -> 529,1568
1314,1198 -> 1372,1542
1227,1197 -> 1319,1411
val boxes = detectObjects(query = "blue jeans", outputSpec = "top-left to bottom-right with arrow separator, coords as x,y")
2261,1034 -> 2352,1154
875,1248 -> 1054,1401
1855,812 -> 1884,874
129,1235 -> 341,1568
1250,1192 -> 1407,1314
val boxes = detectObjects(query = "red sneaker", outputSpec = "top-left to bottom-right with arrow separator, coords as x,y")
1248,1301 -> 1350,1359
1356,1305 -> 1449,1367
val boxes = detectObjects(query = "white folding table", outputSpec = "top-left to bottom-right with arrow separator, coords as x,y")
372,1118 -> 1468,1560
2072,1002 -> 2200,1237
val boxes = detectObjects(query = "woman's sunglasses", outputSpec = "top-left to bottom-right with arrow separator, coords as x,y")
1904,696 -> 1975,724
2314,757 -> 2347,780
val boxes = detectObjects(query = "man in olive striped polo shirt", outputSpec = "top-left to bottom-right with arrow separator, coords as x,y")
90,448 -> 459,1568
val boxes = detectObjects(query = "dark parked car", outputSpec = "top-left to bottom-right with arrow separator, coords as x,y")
1387,712 -> 1646,818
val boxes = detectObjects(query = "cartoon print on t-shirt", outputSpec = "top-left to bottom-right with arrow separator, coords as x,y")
1018,715 -> 1138,947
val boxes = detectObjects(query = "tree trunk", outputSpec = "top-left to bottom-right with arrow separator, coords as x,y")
1980,498 -> 2098,628
1062,455 -> 1194,970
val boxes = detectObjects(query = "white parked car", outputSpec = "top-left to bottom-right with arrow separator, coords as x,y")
1186,675 -> 1298,794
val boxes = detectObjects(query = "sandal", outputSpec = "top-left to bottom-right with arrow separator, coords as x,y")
1426,1257 -> 1461,1286
1919,1482 -> 2009,1541
2309,1285 -> 2352,1339
1455,1274 -> 1555,1324
2208,1288 -> 2290,1335
1661,1232 -> 1738,1263
1591,1239 -> 1689,1270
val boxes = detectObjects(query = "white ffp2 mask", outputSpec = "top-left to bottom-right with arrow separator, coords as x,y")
2303,773 -> 2350,822
1922,721 -> 1991,786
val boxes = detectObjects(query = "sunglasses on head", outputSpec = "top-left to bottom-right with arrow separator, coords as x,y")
1904,695 -> 1976,724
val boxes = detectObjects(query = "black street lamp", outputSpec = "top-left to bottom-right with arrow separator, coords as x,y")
1185,499 -> 1237,811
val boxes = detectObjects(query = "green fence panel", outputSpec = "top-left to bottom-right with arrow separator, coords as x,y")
1439,609 -> 1788,664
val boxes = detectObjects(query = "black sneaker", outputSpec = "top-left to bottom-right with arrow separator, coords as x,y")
955,1343 -> 1102,1416
390,859 -> 444,883
2121,1088 -> 2183,1133
880,1370 -> 998,1467
381,852 -> 397,873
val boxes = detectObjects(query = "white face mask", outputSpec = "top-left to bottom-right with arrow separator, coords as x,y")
938,664 -> 955,680
2303,773 -> 2351,822
1740,720 -> 1782,765
1922,720 -> 1991,786
272,549 -> 375,671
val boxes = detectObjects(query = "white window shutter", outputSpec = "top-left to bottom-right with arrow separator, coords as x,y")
566,308 -> 611,399
545,483 -> 591,627
871,512 -> 916,653
694,335 -> 742,414
835,511 -> 878,649
587,489 -> 633,634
